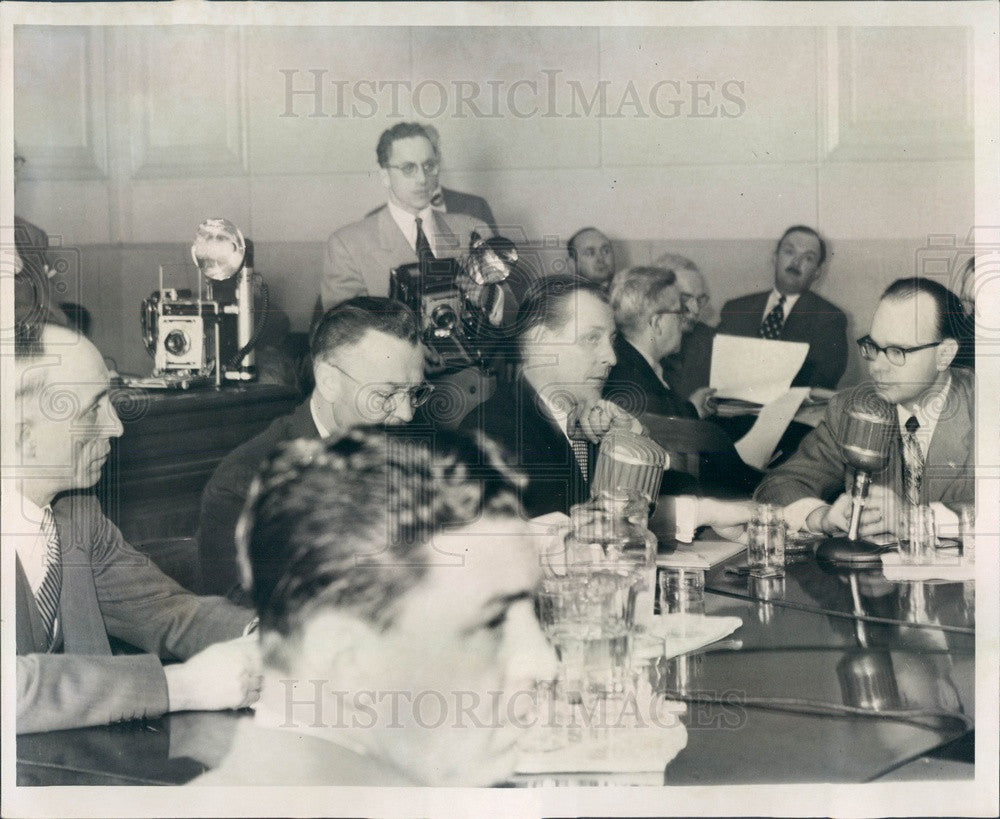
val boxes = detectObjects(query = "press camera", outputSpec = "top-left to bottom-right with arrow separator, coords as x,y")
140,219 -> 267,387
389,232 -> 516,370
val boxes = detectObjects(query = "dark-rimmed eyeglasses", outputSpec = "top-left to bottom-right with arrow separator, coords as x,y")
856,335 -> 943,367
325,362 -> 434,411
384,159 -> 440,179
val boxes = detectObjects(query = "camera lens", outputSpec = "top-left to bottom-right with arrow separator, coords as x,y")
430,304 -> 457,333
164,329 -> 190,356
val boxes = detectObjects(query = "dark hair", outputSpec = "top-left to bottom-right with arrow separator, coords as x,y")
566,226 -> 605,261
239,428 -> 526,661
511,274 -> 608,361
776,225 -> 827,266
880,277 -> 966,341
376,122 -> 433,168
310,296 -> 419,362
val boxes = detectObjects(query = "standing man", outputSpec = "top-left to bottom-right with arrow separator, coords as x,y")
197,297 -> 427,596
755,278 -> 973,538
12,323 -> 260,734
567,227 -> 616,289
320,122 -> 492,310
718,225 -> 848,389
365,123 -> 497,231
656,253 -> 716,401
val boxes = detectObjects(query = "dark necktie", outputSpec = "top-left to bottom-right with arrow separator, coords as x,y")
570,436 -> 590,484
36,508 -> 62,651
414,216 -> 435,264
901,415 -> 924,506
759,295 -> 787,340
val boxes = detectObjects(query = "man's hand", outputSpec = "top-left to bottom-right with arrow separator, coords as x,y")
688,387 -> 717,419
698,497 -> 756,541
573,399 -> 644,443
807,488 -> 898,538
164,634 -> 262,714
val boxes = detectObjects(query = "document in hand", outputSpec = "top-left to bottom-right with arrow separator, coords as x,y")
709,333 -> 808,405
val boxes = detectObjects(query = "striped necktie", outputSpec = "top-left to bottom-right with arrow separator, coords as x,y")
901,415 -> 924,506
759,295 -> 786,339
36,508 -> 62,651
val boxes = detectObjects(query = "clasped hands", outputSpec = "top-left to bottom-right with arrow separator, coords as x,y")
806,485 -> 904,539
569,399 -> 645,443
164,632 -> 263,714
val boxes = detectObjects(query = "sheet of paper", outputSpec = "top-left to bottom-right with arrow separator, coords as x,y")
709,333 -> 809,404
735,387 -> 810,470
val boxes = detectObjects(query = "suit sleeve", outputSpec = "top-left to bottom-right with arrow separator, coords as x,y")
810,309 -> 848,389
196,466 -> 248,596
87,500 -> 251,660
17,653 -> 169,734
754,398 -> 848,506
321,230 -> 369,310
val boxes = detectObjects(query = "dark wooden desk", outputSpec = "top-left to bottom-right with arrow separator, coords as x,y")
15,552 -> 974,788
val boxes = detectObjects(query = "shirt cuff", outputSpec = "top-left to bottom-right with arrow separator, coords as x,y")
674,495 -> 699,543
784,497 -> 828,534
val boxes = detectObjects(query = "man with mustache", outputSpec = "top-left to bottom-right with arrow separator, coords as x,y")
717,225 -> 848,390
755,278 -> 973,538
11,323 -> 260,734
320,122 -> 492,310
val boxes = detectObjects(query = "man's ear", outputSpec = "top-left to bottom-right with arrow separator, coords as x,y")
313,359 -> 339,402
297,609 -> 375,678
379,166 -> 391,191
15,418 -> 35,459
936,337 -> 959,371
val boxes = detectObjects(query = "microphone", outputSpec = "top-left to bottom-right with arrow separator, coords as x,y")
590,428 -> 669,506
817,387 -> 895,566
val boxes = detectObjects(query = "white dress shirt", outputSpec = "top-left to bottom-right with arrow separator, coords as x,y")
762,289 -> 801,322
386,198 -> 437,257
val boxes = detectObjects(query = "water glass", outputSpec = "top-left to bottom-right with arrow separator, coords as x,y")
898,505 -> 936,565
747,503 -> 786,577
657,566 -> 706,616
957,504 -> 975,564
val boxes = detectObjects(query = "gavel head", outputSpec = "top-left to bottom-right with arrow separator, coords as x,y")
839,387 -> 896,474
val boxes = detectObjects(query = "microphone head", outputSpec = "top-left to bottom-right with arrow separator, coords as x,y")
591,429 -> 668,503
839,387 -> 896,474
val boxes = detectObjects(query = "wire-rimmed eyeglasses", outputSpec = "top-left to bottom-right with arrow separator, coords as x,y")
856,335 -> 943,367
325,361 -> 434,411
384,159 -> 440,179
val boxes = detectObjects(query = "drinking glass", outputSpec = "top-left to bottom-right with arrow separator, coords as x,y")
747,503 -> 786,577
898,505 -> 936,565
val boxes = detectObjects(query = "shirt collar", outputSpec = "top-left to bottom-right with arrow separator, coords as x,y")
767,289 -> 801,315
895,372 -> 953,433
535,390 -> 575,441
5,486 -> 53,592
633,342 -> 669,388
386,197 -> 435,251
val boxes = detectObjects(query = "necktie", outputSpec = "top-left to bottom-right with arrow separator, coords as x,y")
414,216 -> 435,264
759,295 -> 786,340
570,436 -> 590,484
901,415 -> 924,506
36,508 -> 62,651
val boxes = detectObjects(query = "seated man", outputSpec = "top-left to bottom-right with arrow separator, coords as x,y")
656,253 -> 715,401
755,278 -> 973,538
566,226 -> 616,289
12,323 -> 260,734
321,121 -> 492,310
718,225 -> 848,390
461,276 -> 753,535
197,297 -> 426,596
196,429 -> 557,786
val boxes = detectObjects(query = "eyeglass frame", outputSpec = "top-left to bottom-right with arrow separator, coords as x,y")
321,360 -> 435,412
856,335 -> 943,367
383,159 -> 441,179
679,292 -> 709,312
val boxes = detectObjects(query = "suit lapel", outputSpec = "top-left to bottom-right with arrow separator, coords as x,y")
428,210 -> 463,255
15,557 -> 48,654
376,206 -> 415,258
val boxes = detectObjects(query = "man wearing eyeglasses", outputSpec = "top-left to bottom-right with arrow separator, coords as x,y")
197,297 -> 429,597
755,278 -> 973,539
717,225 -> 848,390
320,122 -> 493,310
655,254 -> 717,402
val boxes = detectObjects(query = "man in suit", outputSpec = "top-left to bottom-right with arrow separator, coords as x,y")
461,276 -> 755,536
755,278 -> 973,539
196,430 -> 557,786
718,225 -> 848,390
657,254 -> 716,401
197,297 -> 425,596
567,226 -> 616,289
12,323 -> 260,734
365,123 -> 497,231
320,122 -> 492,310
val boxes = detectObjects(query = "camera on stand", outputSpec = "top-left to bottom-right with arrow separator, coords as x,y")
136,219 -> 268,389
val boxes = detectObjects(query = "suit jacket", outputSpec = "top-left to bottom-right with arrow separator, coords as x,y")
366,186 -> 498,232
754,368 -> 974,508
321,206 -> 491,310
662,320 -> 715,400
193,716 -> 419,786
16,492 -> 250,734
460,378 -> 593,518
197,401 -> 320,595
606,336 -> 698,420
718,289 -> 848,389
